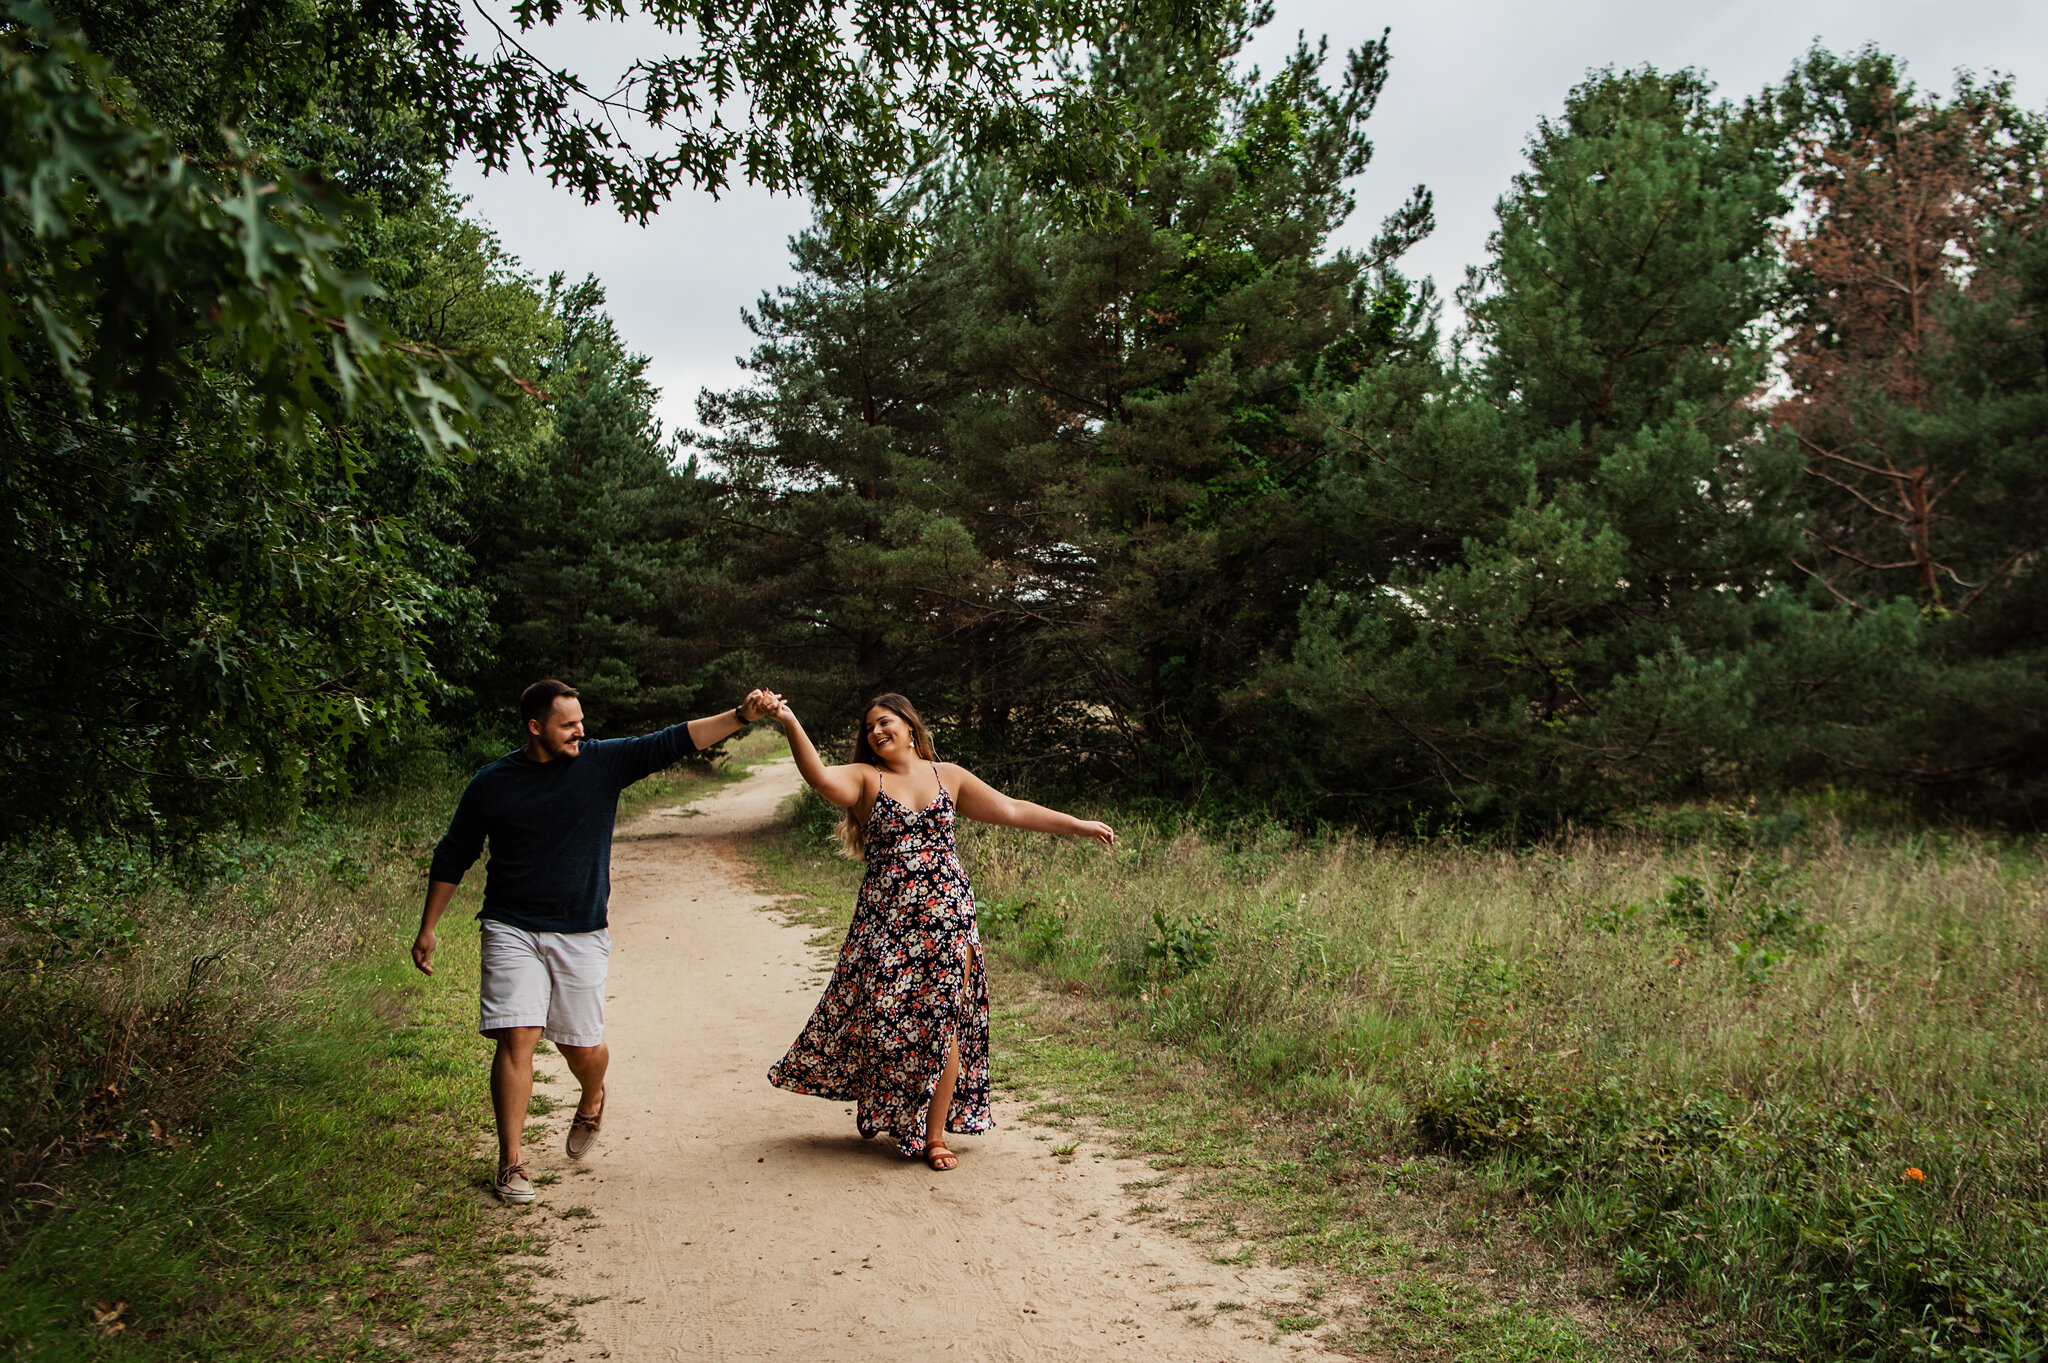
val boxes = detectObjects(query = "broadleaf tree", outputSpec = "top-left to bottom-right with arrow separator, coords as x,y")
0,3 -> 506,841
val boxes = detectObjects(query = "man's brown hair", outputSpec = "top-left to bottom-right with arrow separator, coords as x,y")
520,678 -> 579,730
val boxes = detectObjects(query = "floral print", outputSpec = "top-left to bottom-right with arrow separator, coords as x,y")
767,768 -> 992,1157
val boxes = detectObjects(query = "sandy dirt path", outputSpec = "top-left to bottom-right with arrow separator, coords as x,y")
524,758 -> 1335,1361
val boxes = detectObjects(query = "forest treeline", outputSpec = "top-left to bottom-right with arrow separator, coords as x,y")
705,24 -> 2048,826
4,0 -> 2045,848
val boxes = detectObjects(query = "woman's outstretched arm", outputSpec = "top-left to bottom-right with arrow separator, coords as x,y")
947,766 -> 1114,846
773,703 -> 871,809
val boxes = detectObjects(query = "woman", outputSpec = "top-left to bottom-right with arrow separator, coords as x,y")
766,694 -> 1113,1170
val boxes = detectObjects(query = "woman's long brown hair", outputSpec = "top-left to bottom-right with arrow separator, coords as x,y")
840,693 -> 938,858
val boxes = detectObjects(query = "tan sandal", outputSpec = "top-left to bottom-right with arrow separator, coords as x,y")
926,1144 -> 958,1171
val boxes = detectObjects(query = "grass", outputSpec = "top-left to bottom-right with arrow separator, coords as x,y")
0,780 -> 576,1361
753,789 -> 2048,1361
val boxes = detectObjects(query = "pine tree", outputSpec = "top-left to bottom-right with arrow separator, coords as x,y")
1814,220 -> 2048,817
971,18 -> 1434,792
1775,53 -> 2045,609
1276,68 -> 1803,820
695,210 -> 992,737
1764,51 -> 2048,818
701,3 -> 1434,789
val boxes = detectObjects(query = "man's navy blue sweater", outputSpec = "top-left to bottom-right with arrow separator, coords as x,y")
428,724 -> 701,935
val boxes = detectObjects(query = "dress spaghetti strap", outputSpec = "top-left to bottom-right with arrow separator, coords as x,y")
931,762 -> 946,796
860,765 -> 882,836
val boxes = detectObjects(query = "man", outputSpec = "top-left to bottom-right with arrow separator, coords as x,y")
412,678 -> 780,1203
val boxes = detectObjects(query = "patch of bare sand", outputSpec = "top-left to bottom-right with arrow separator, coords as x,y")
520,758 -> 1338,1360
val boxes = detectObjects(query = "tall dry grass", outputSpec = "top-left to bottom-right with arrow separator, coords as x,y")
940,803 -> 2048,1360
0,786 -> 448,1232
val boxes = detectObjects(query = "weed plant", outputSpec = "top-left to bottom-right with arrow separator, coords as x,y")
786,788 -> 2047,1360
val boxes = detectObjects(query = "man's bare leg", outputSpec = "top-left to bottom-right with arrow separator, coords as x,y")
489,1026 -> 544,1171
926,1036 -> 961,1170
557,1040 -> 609,1119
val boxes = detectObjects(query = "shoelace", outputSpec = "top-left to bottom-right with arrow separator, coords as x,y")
498,1163 -> 527,1183
571,1109 -> 600,1129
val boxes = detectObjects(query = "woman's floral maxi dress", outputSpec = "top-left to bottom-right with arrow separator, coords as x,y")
767,767 -> 992,1157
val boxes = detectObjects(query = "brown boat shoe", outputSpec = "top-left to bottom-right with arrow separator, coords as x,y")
494,1162 -> 536,1204
566,1089 -> 604,1160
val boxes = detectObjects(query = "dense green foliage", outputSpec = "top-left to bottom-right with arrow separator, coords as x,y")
1279,69 -> 1806,818
9,0 -> 2042,841
3,0 -> 1206,844
1,0 -> 838,843
0,2 -> 501,843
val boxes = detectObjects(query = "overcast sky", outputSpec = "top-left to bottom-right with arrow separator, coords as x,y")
448,0 -> 2048,441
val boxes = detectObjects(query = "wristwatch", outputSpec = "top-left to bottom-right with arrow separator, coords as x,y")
733,704 -> 749,725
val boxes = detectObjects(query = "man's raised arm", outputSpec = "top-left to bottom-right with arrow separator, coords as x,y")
615,689 -> 783,787
686,688 -> 780,750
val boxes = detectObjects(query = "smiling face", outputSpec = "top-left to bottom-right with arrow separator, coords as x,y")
864,705 -> 913,762
528,695 -> 586,761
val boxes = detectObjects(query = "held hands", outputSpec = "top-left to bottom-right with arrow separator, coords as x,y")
738,688 -> 784,722
411,927 -> 437,976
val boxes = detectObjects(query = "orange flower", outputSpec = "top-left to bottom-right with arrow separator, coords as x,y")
1902,1167 -> 1926,1182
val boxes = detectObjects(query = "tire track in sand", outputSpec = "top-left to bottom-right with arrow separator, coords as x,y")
523,757 -> 1337,1361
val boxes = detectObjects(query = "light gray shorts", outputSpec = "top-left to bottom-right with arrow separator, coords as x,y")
478,921 -> 610,1047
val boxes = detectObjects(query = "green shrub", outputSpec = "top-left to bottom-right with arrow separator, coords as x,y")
789,785 -> 846,852
1417,1058 -> 2047,1359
